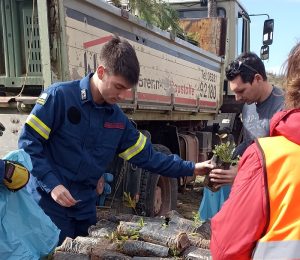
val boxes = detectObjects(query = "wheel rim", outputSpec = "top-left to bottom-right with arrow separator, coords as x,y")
154,176 -> 171,216
154,186 -> 162,214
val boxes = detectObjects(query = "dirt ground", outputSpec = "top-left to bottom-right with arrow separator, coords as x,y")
176,177 -> 205,220
101,176 -> 206,220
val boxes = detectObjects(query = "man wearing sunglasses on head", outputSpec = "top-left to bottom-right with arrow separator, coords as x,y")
199,52 -> 284,221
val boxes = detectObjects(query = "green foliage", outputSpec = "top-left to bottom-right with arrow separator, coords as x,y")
137,217 -> 145,228
107,229 -> 139,243
123,192 -> 137,215
212,141 -> 238,164
128,0 -> 156,25
123,193 -> 146,234
109,0 -> 122,7
186,32 -> 200,46
169,246 -> 180,257
192,211 -> 201,227
109,0 -> 184,34
106,231 -> 121,242
161,222 -> 168,229
129,232 -> 140,240
153,0 -> 183,33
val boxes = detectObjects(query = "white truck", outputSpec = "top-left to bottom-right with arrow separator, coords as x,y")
0,0 -> 273,216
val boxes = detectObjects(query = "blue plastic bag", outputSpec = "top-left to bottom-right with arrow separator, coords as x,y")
199,185 -> 231,221
0,149 -> 60,260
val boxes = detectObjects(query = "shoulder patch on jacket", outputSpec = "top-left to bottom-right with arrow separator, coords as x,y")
36,93 -> 49,105
81,89 -> 87,101
104,122 -> 125,129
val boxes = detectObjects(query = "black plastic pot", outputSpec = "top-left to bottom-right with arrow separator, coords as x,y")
203,155 -> 231,192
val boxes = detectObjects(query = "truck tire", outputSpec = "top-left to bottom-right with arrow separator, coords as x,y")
136,144 -> 178,217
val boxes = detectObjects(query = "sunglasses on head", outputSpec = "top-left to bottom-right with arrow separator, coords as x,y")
226,60 -> 259,80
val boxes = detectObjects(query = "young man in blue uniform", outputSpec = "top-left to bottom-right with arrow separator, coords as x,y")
18,36 -> 212,244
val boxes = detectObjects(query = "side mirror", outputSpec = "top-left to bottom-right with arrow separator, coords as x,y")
263,19 -> 274,45
260,45 -> 269,60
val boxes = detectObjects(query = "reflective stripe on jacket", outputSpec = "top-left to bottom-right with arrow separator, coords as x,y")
253,136 -> 300,259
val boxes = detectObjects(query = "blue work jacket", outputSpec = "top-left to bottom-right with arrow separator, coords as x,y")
18,74 -> 194,219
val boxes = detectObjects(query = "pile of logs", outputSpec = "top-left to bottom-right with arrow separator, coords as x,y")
52,210 -> 211,260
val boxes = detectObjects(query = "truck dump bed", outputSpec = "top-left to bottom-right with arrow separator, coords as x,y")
64,0 -> 223,119
0,0 -> 223,121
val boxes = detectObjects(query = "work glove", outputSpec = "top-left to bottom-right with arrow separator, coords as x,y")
96,172 -> 113,206
0,122 -> 5,136
2,160 -> 30,191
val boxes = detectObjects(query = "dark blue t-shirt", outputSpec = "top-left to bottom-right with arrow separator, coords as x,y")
234,86 -> 284,157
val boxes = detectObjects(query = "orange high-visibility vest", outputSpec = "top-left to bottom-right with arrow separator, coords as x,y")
253,136 -> 300,259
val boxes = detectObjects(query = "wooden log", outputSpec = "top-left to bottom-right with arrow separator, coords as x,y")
130,215 -> 165,225
88,219 -> 118,238
166,211 -> 211,240
113,214 -> 136,222
194,221 -> 211,240
96,213 -> 164,226
182,246 -> 211,260
106,213 -> 136,223
166,210 -> 205,233
187,233 -> 210,249
91,249 -> 132,260
117,221 -> 142,236
165,210 -> 185,219
121,240 -> 169,257
57,236 -> 112,255
52,251 -> 90,260
132,256 -> 180,260
138,223 -> 190,253
167,212 -> 199,234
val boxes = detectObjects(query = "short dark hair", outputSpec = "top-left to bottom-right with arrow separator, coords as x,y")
100,35 -> 140,86
225,52 -> 267,83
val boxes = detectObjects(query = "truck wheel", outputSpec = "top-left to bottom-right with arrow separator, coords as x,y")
136,144 -> 178,217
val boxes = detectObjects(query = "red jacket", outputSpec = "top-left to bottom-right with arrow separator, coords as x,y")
210,109 -> 300,259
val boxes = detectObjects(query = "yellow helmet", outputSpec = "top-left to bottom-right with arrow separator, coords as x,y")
3,160 -> 30,191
